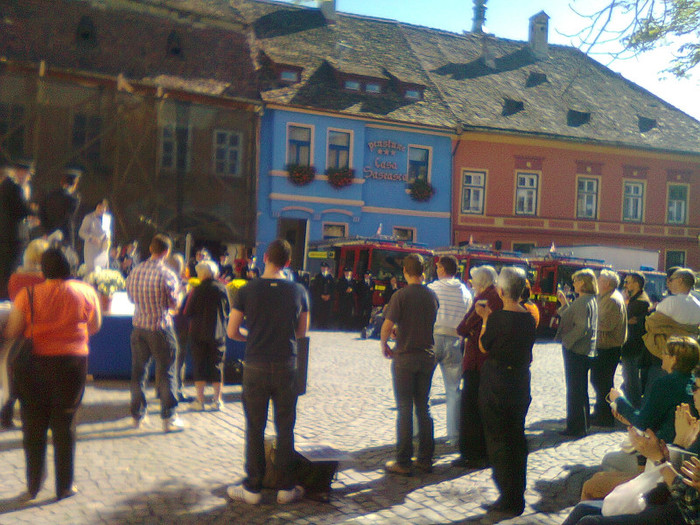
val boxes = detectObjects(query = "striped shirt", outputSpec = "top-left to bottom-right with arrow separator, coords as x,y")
428,277 -> 472,336
126,258 -> 179,331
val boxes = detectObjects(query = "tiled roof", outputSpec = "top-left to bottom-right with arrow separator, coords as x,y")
239,0 -> 700,154
0,0 -> 259,100
402,25 -> 700,154
234,0 -> 457,130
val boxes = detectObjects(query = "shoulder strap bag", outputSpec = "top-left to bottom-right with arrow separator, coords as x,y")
8,286 -> 35,397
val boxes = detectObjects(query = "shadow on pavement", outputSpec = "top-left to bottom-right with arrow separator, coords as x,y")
531,464 -> 600,514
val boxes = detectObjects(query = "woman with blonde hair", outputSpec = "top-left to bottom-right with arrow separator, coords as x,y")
2,238 -> 50,429
555,268 -> 599,437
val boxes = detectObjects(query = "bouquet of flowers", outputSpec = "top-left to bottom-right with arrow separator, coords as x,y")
86,268 -> 126,297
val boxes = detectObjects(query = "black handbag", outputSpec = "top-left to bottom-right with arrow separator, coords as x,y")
8,286 -> 34,397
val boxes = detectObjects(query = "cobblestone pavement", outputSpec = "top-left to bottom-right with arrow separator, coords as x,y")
0,332 -> 626,524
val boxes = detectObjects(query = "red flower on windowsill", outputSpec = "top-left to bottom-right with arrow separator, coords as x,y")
326,167 -> 354,189
287,164 -> 316,186
408,179 -> 434,201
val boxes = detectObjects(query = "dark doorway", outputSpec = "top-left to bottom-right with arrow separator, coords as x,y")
278,218 -> 307,270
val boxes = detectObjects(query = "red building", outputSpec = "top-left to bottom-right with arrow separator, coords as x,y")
404,11 -> 700,270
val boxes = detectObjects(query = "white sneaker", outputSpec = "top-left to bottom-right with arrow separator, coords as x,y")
227,484 -> 262,505
162,414 -> 185,433
190,400 -> 204,411
277,485 -> 304,504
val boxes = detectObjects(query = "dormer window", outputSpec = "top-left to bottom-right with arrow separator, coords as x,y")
502,98 -> 524,116
567,109 -> 590,127
365,82 -> 381,94
638,116 -> 657,133
76,16 -> 97,49
404,89 -> 422,100
525,71 -> 547,87
280,70 -> 299,83
344,79 -> 361,91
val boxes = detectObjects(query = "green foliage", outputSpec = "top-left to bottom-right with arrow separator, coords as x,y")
573,0 -> 700,76
408,179 -> 435,202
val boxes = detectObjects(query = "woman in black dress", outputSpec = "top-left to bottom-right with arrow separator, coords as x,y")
475,266 -> 537,517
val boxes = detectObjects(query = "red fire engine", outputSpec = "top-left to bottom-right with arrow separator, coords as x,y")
431,245 -> 529,284
306,237 -> 435,306
530,253 -> 611,332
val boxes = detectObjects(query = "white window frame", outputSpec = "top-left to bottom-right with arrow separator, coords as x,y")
622,180 -> 645,222
393,226 -> 416,242
212,129 -> 243,177
667,183 -> 689,225
286,123 -> 314,167
325,128 -> 353,171
322,222 -> 347,240
576,176 -> 599,219
407,144 -> 432,184
159,122 -> 192,171
514,171 -> 539,216
461,169 -> 486,215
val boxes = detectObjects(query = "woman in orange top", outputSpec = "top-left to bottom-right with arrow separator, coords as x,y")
3,248 -> 101,502
1,238 -> 49,430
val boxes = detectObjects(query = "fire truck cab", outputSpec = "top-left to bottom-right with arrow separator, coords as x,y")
306,237 -> 435,306
530,254 -> 611,333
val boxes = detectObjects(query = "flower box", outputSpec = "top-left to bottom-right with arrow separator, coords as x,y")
287,164 -> 316,186
408,179 -> 435,202
326,167 -> 355,189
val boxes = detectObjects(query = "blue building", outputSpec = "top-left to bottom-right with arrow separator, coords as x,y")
238,1 -> 455,269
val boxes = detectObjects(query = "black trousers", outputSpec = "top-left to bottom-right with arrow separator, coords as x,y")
591,346 -> 621,423
478,366 -> 531,510
17,355 -> 87,497
458,369 -> 487,461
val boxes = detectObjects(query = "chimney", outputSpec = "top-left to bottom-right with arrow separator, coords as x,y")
528,11 -> 549,59
481,35 -> 495,69
320,0 -> 337,24
472,0 -> 487,33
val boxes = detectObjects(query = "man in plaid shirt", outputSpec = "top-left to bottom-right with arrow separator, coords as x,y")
126,234 -> 184,432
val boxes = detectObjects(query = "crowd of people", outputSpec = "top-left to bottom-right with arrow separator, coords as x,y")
4,160 -> 700,520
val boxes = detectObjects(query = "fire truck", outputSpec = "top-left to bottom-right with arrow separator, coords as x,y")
530,253 -> 611,332
431,245 -> 529,284
306,237 -> 435,306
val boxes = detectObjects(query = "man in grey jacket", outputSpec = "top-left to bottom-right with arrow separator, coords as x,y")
591,269 -> 627,427
427,255 -> 472,444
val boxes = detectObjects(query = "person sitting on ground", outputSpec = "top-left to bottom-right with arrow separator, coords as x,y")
601,335 -> 698,474
183,260 -> 230,411
564,359 -> 700,525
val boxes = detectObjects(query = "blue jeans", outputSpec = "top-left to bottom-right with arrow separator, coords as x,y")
563,348 -> 591,434
433,334 -> 462,442
392,351 -> 436,467
130,327 -> 179,419
242,361 -> 298,493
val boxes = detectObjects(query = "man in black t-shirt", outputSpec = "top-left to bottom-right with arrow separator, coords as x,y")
380,253 -> 439,476
226,239 -> 309,505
